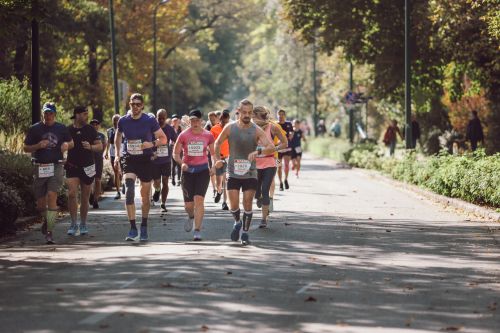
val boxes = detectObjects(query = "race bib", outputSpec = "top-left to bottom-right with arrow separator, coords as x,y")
38,163 -> 54,178
295,147 -> 302,153
157,145 -> 169,157
187,141 -> 204,157
83,164 -> 96,178
234,159 -> 251,176
127,139 -> 143,155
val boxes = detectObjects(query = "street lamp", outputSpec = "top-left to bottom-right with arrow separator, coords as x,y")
152,0 -> 171,112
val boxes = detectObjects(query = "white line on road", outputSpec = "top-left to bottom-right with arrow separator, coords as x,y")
296,282 -> 315,294
79,306 -> 123,325
119,278 -> 137,289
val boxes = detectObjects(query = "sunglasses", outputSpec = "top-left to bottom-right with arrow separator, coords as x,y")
130,102 -> 143,107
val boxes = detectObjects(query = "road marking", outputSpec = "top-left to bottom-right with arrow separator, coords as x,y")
119,278 -> 137,289
296,282 -> 315,294
79,306 -> 123,325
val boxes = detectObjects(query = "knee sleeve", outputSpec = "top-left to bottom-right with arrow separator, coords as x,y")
243,211 -> 253,231
125,178 -> 135,205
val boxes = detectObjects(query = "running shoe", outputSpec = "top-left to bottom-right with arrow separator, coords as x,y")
114,192 -> 121,200
222,202 -> 229,210
125,228 -> 139,241
93,202 -> 99,209
256,197 -> 262,208
213,189 -> 217,198
284,179 -> 289,190
172,179 -> 176,186
41,220 -> 47,235
269,198 -> 274,213
193,230 -> 202,241
140,225 -> 148,241
153,190 -> 160,203
258,220 -> 267,229
176,181 -> 181,186
279,182 -> 284,191
214,192 -> 222,203
241,232 -> 250,245
45,231 -> 55,244
184,217 -> 194,232
160,203 -> 168,212
230,221 -> 242,241
67,224 -> 78,236
79,224 -> 88,235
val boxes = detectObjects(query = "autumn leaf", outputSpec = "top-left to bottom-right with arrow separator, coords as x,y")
201,325 -> 209,331
305,296 -> 317,302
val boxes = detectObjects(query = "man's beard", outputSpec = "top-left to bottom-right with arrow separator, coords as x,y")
242,117 -> 251,124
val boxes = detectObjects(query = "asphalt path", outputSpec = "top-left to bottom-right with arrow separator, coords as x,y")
1,154 -> 499,333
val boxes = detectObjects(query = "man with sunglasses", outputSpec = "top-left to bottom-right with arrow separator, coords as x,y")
114,93 -> 167,241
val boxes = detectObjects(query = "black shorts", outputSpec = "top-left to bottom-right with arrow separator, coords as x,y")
278,150 -> 292,159
65,163 -> 95,185
153,162 -> 172,180
121,155 -> 153,182
181,169 -> 210,202
227,177 -> 258,192
291,149 -> 303,160
95,158 -> 103,179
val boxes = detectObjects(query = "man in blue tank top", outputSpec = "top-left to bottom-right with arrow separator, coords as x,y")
214,99 -> 275,245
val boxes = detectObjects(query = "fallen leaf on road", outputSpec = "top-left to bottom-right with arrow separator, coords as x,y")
405,316 -> 414,327
226,271 -> 232,275
368,217 -> 372,220
487,302 -> 497,311
161,283 -> 172,288
284,222 -> 291,226
305,296 -> 317,302
336,321 -> 349,326
440,326 -> 462,331
386,230 -> 392,232
56,288 -> 64,292
201,325 -> 209,331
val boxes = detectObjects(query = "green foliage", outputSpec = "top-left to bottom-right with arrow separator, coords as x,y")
0,180 -> 23,235
305,137 -> 353,162
342,146 -> 500,208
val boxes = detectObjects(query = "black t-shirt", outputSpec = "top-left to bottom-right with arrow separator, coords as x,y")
67,124 -> 98,167
94,132 -> 106,161
107,127 -> 116,143
279,121 -> 294,147
24,122 -> 72,163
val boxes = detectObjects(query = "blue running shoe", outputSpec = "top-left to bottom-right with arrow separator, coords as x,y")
241,232 -> 250,245
126,228 -> 139,241
67,224 -> 78,236
140,225 -> 148,241
79,224 -> 88,235
230,221 -> 242,241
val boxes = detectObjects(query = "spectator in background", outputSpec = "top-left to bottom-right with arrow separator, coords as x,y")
300,120 -> 310,136
411,115 -> 421,149
466,110 -> 484,151
329,118 -> 341,138
316,119 -> 326,136
383,119 -> 403,156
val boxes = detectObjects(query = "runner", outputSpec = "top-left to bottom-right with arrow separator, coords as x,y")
170,115 -> 182,186
114,93 -> 167,242
214,99 -> 275,245
277,109 -> 294,191
105,114 -> 122,199
291,119 -> 306,178
23,102 -> 73,244
65,106 -> 102,236
152,109 -> 177,212
173,109 -> 216,241
210,109 -> 231,210
252,106 -> 288,228
204,111 -> 219,198
89,119 -> 106,209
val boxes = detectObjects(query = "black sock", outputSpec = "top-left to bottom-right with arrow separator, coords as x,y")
243,211 -> 253,231
130,219 -> 137,230
231,209 -> 241,222
141,217 -> 148,227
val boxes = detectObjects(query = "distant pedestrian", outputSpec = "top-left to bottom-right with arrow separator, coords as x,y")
316,119 -> 326,136
466,110 -> 484,151
329,118 -> 341,138
383,120 -> 403,156
411,115 -> 421,149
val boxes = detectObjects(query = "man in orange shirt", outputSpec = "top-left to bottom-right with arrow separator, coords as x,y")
210,109 -> 231,210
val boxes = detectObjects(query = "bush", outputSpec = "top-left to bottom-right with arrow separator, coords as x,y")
305,137 -> 354,162
0,181 -> 23,235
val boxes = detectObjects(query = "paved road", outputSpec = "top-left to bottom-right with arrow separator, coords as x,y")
1,154 -> 499,333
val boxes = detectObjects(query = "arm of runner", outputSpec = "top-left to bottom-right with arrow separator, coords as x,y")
92,138 -> 103,153
272,124 -> 288,151
24,139 -> 49,153
248,126 -> 275,161
143,128 -> 167,149
208,142 -> 216,176
114,130 -> 122,170
214,124 -> 231,168
104,138 -> 110,159
172,138 -> 187,171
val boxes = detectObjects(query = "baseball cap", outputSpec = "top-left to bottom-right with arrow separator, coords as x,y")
70,106 -> 87,119
189,109 -> 202,119
171,114 -> 179,119
90,119 -> 100,125
42,102 -> 57,113
221,109 -> 230,119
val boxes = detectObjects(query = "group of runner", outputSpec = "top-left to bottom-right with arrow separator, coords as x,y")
23,94 -> 306,245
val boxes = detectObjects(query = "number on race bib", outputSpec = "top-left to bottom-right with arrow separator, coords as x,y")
187,141 -> 204,157
295,147 -> 302,153
157,145 -> 169,157
38,163 -> 55,178
127,139 -> 143,155
83,164 -> 96,177
234,159 -> 251,176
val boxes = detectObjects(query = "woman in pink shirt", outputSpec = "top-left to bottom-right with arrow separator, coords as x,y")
252,106 -> 288,228
173,109 -> 216,241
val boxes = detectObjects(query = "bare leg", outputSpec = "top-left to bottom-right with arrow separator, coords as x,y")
66,178 -> 80,225
79,183 -> 91,224
193,195 -> 205,230
161,175 -> 169,203
140,181 -> 152,219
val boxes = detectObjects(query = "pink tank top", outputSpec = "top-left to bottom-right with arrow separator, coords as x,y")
256,124 -> 276,169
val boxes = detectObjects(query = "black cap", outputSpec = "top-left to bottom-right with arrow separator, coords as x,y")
221,109 -> 230,119
189,109 -> 202,119
90,119 -> 100,125
70,106 -> 87,119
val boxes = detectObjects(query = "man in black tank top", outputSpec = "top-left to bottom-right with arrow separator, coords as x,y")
214,99 -> 275,245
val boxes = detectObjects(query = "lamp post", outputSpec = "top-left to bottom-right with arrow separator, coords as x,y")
404,0 -> 412,148
108,0 -> 119,115
152,0 -> 170,112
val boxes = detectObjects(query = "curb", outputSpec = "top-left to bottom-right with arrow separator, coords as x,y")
353,168 -> 500,222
